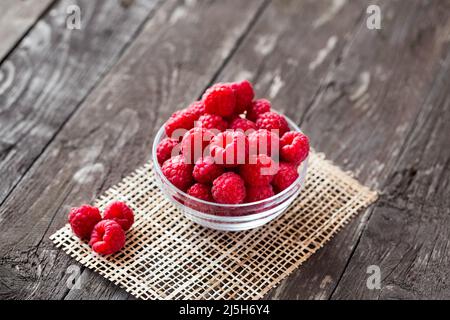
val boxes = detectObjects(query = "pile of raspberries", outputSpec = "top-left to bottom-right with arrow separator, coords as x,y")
157,80 -> 310,206
68,201 -> 134,255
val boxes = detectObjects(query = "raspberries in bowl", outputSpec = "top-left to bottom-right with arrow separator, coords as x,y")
153,81 -> 309,231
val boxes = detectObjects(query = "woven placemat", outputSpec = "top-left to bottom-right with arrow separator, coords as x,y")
50,152 -> 377,300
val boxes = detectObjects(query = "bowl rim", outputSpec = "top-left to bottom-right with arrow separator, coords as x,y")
152,110 -> 308,209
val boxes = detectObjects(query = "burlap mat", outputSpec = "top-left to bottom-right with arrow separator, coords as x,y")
50,152 -> 378,300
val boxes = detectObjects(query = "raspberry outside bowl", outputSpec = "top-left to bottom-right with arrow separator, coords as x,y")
152,113 -> 308,231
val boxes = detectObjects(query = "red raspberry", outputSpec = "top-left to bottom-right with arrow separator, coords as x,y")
230,80 -> 254,114
187,101 -> 206,119
181,127 -> 215,164
187,183 -> 214,202
272,162 -> 299,192
89,220 -> 126,255
210,131 -> 248,167
196,114 -> 228,132
211,172 -> 246,204
165,109 -> 197,139
202,83 -> 236,117
240,154 -> 278,187
256,111 -> 290,137
247,99 -> 271,122
280,131 -> 310,164
248,129 -> 280,157
161,155 -> 194,191
156,137 -> 179,165
192,156 -> 224,184
68,205 -> 102,240
246,184 -> 274,203
229,117 -> 257,134
103,201 -> 134,231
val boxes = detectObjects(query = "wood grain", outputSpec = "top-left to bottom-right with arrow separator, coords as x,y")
0,0 -> 161,299
214,0 -> 450,299
331,48 -> 450,299
0,0 -> 55,62
0,0 -> 266,300
1,0 -> 449,300
296,0 -> 450,299
0,0 -> 159,206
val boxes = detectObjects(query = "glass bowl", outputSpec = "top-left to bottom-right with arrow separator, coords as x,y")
152,113 -> 308,231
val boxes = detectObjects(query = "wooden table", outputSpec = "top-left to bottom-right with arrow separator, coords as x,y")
1,0 -> 449,300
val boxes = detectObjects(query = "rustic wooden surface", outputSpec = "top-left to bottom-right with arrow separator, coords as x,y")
0,0 -> 449,300
0,0 -> 55,62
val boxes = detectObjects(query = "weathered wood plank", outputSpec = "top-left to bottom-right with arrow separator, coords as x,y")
331,49 -> 450,299
213,0 -> 450,299
0,0 -> 55,62
0,0 -> 266,300
0,0 -> 159,206
0,0 -> 161,299
2,0 -> 448,300
65,0 -> 449,300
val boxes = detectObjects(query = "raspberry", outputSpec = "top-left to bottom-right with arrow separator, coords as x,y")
202,83 -> 236,117
187,183 -> 214,202
272,162 -> 299,192
196,114 -> 228,132
280,131 -> 310,164
211,172 -> 246,204
89,220 -> 126,255
247,99 -> 271,122
161,155 -> 194,191
165,109 -> 197,139
192,156 -> 224,184
187,101 -> 206,119
229,117 -> 257,134
240,154 -> 278,187
103,201 -> 134,231
246,184 -> 274,203
181,127 -> 215,164
210,131 -> 248,167
230,80 -> 254,114
248,129 -> 280,157
156,137 -> 179,165
256,111 -> 290,137
68,205 -> 102,240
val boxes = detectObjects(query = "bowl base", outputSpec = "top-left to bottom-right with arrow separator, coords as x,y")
184,211 -> 285,231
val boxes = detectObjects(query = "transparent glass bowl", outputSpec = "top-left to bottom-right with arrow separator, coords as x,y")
152,114 -> 308,231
